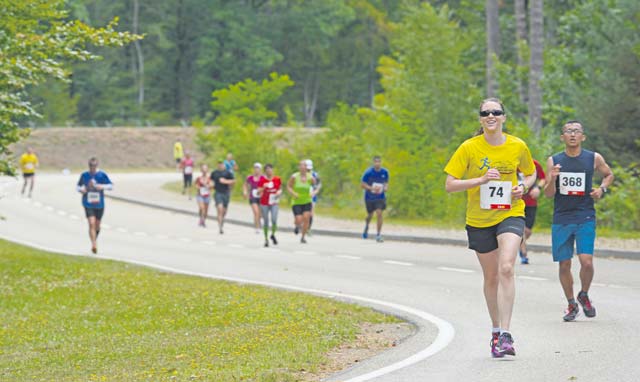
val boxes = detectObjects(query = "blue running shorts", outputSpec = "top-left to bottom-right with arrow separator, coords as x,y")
551,220 -> 596,262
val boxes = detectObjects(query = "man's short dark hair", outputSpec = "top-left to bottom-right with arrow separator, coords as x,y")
88,157 -> 98,166
264,163 -> 273,170
373,155 -> 381,161
563,120 -> 583,130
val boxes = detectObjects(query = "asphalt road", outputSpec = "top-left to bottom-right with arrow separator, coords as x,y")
1,173 -> 639,382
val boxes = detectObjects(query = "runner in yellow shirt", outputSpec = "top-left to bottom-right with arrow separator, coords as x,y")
19,147 -> 39,198
173,140 -> 184,170
444,98 -> 536,358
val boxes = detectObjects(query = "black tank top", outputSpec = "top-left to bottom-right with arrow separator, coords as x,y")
552,149 -> 595,224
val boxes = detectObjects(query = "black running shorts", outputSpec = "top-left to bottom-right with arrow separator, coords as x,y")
466,216 -> 526,254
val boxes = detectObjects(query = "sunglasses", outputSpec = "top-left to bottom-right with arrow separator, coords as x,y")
479,109 -> 504,117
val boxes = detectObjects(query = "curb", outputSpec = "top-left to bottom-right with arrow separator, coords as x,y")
107,194 -> 640,261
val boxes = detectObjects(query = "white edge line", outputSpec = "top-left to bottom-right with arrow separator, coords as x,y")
517,275 -> 547,281
0,234 -> 455,382
383,260 -> 413,266
336,255 -> 361,260
437,266 -> 475,274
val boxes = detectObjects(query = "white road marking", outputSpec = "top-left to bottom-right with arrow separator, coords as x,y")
228,244 -> 244,249
336,255 -> 361,260
383,260 -> 413,266
517,275 -> 547,281
155,234 -> 169,240
101,224 -> 112,229
294,250 -> 317,256
33,202 -> 43,208
56,210 -> 68,216
116,227 -> 128,233
179,237 -> 192,243
45,206 -> 54,211
200,240 -> 216,245
437,266 -> 475,274
69,214 -> 80,220
134,232 -> 148,237
0,233 -> 455,382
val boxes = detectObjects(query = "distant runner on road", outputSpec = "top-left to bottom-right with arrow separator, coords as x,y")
195,164 -> 212,227
361,156 -> 389,243
173,139 -> 184,170
544,120 -> 614,322
180,152 -> 195,200
287,160 -> 316,244
444,98 -> 536,358
211,160 -> 235,234
224,152 -> 239,175
243,163 -> 265,234
258,164 -> 282,247
76,157 -> 113,254
19,147 -> 39,198
519,159 -> 546,264
305,159 -> 321,233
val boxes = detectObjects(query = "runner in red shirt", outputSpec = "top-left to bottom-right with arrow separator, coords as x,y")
519,159 -> 546,264
257,164 -> 282,247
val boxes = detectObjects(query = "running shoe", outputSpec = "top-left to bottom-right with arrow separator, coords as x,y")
264,240 -> 269,248
270,235 -> 278,245
91,246 -> 97,255
362,225 -> 369,239
294,226 -> 299,235
577,291 -> 596,318
376,235 -> 384,243
521,256 -> 529,265
490,332 -> 503,358
497,332 -> 516,356
300,237 -> 307,244
563,302 -> 580,322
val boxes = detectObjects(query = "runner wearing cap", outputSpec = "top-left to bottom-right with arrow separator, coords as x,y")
305,159 -> 321,232
244,163 -> 265,233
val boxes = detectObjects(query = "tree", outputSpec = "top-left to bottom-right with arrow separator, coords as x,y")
528,0 -> 543,134
485,0 -> 500,97
514,0 -> 528,104
0,0 -> 140,174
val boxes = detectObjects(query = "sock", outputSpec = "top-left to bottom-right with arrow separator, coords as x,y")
568,298 -> 577,305
492,328 -> 501,334
500,330 -> 511,336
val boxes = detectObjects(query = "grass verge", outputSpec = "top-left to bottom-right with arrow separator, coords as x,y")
0,239 -> 398,381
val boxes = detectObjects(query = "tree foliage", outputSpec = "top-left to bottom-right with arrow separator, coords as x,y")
0,0 -> 140,174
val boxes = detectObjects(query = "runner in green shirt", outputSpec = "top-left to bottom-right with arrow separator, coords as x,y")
287,160 -> 317,244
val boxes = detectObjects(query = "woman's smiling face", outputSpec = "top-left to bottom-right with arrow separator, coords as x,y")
479,100 -> 506,134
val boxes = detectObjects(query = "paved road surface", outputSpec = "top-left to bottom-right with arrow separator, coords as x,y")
1,173 -> 639,382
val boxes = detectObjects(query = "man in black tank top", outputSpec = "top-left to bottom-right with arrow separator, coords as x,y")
544,121 -> 614,322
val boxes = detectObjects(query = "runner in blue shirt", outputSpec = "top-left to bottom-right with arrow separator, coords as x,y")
76,157 -> 113,254
361,156 -> 389,242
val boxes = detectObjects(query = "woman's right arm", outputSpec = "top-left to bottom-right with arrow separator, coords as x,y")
445,169 -> 497,193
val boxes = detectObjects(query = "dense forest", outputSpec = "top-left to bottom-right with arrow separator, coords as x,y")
3,0 -> 639,230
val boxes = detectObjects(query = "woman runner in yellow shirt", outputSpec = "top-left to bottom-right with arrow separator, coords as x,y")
444,98 -> 536,358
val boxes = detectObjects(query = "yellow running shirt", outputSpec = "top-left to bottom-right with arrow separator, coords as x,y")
19,153 -> 39,174
444,134 -> 535,228
173,141 -> 184,160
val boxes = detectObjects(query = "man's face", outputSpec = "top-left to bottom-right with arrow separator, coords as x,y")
89,162 -> 98,174
373,158 -> 382,169
561,123 -> 585,148
218,163 -> 225,171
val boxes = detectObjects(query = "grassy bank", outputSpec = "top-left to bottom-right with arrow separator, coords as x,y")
0,240 -> 398,381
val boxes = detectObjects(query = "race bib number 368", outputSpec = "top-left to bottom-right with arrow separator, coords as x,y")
559,172 -> 586,196
480,181 -> 512,210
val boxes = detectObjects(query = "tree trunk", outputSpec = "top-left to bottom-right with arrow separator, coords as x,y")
132,0 -> 144,109
303,73 -> 319,127
515,0 -> 528,104
528,0 -> 543,135
485,0 -> 500,97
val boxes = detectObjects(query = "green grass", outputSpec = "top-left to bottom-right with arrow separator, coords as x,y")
0,240 -> 397,381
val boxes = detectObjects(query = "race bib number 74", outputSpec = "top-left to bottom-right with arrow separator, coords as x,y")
480,181 -> 512,210
559,172 -> 586,196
